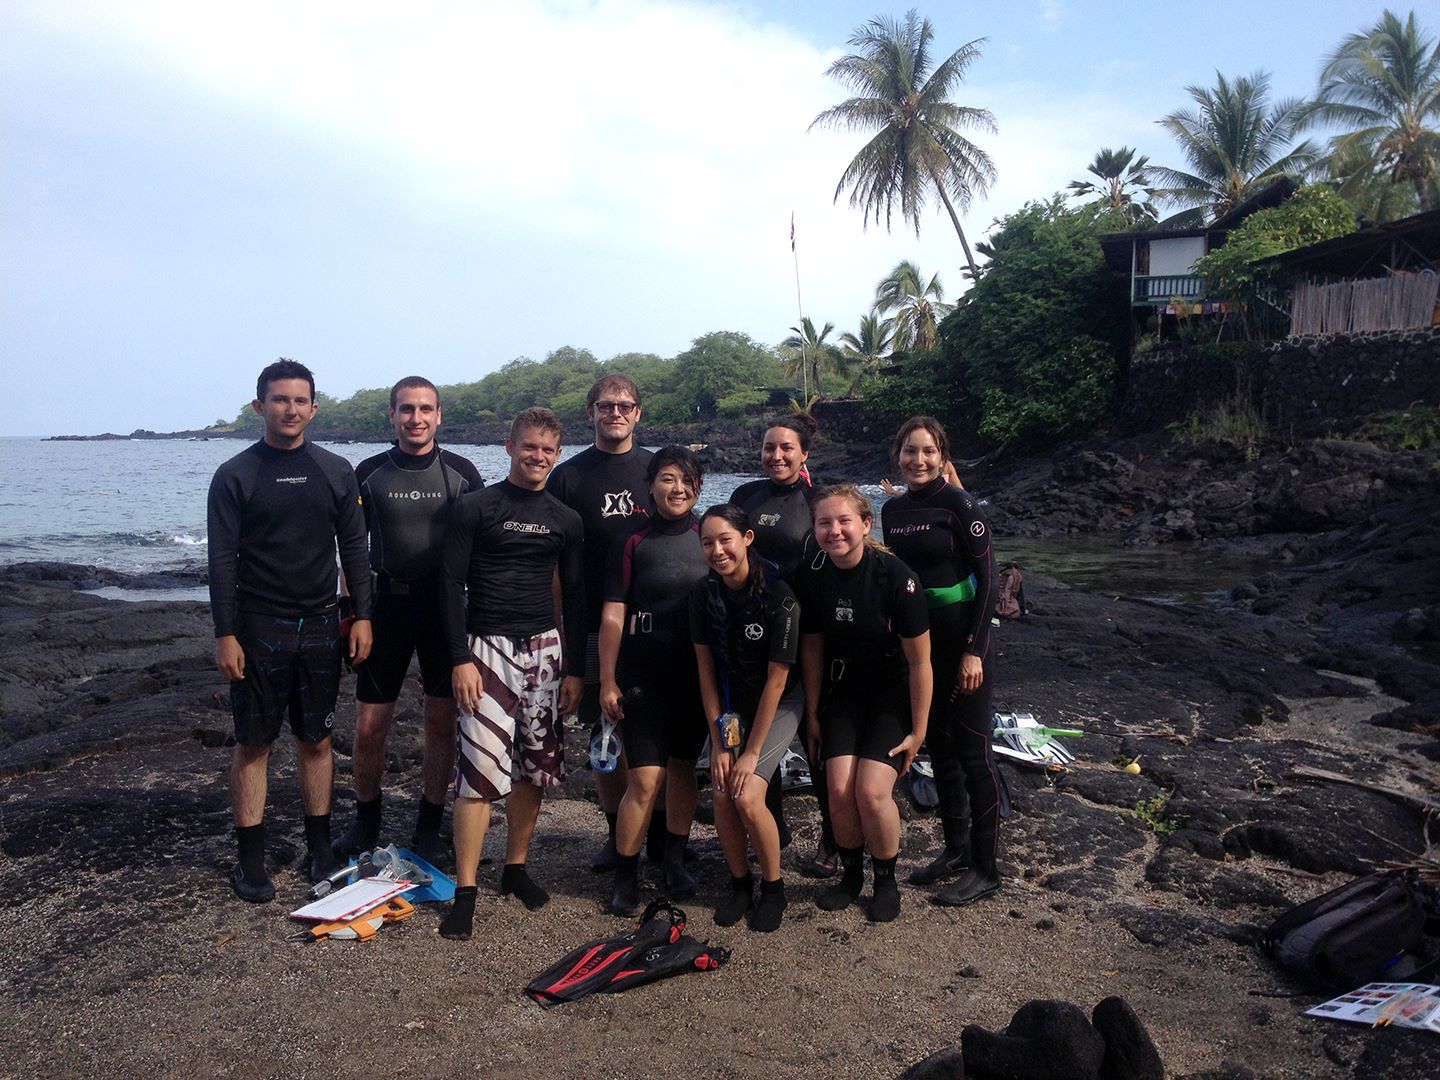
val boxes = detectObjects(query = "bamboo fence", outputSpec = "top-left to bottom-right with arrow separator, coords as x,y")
1289,273 -> 1439,336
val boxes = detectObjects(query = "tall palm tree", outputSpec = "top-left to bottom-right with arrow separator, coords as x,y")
781,317 -> 846,401
1067,146 -> 1158,225
1152,71 -> 1318,224
1306,9 -> 1440,213
810,9 -> 996,278
839,311 -> 895,396
874,260 -> 952,352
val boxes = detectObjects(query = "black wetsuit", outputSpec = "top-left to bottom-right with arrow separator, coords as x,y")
604,512 -> 709,766
439,480 -> 585,675
796,547 -> 929,767
207,439 -> 373,635
207,438 -> 373,744
882,476 -> 1000,860
354,445 -> 484,701
688,561 -> 800,721
730,478 -> 818,582
548,445 -> 654,633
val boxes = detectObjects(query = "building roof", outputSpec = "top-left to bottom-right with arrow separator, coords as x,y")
1255,209 -> 1440,280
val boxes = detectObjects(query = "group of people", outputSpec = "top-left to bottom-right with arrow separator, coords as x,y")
207,360 -> 1002,938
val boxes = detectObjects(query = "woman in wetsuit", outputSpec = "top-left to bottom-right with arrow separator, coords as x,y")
599,446 -> 709,916
730,415 -> 838,878
797,485 -> 932,922
690,504 -> 803,932
880,416 -> 1002,906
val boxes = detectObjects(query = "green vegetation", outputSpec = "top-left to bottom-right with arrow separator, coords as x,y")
1306,10 -> 1440,215
1151,70 -> 1317,227
1067,146 -> 1158,226
1171,395 -> 1269,457
810,10 -> 996,278
946,199 -> 1128,445
1192,185 -> 1357,337
1130,793 -> 1183,836
225,336 -> 789,437
1352,405 -> 1440,452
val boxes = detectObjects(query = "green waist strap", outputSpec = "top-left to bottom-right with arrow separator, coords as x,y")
924,574 -> 977,609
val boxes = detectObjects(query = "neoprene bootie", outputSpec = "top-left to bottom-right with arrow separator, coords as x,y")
908,817 -> 970,885
610,853 -> 641,916
932,858 -> 1001,907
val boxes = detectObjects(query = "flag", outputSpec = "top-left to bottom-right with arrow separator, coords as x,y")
790,213 -> 795,253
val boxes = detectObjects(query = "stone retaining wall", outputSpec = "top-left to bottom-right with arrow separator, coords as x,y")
1120,326 -> 1440,433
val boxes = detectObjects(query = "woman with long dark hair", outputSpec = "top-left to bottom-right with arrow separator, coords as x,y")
797,485 -> 931,922
689,503 -> 802,932
730,413 -> 837,878
881,416 -> 1002,906
598,446 -> 709,915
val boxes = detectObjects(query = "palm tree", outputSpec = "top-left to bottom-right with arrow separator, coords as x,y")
874,260 -> 952,352
839,311 -> 895,396
1152,70 -> 1318,224
781,317 -> 847,401
1306,10 -> 1440,214
810,9 -> 996,278
1067,146 -> 1158,225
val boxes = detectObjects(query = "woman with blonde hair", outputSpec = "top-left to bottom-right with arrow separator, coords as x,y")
796,485 -> 931,922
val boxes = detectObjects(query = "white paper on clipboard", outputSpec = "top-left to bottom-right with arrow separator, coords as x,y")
289,878 -> 413,922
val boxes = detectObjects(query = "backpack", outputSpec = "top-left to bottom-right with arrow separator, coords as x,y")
1260,871 -> 1431,991
995,563 -> 1026,620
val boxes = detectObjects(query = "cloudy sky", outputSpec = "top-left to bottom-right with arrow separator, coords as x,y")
2,1 -> 1391,435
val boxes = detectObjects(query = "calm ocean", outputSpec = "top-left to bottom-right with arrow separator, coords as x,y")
0,437 -> 779,596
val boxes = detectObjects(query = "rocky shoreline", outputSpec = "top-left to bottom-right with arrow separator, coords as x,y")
1,431 -> 1437,1078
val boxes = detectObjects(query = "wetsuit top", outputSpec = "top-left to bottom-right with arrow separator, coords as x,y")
548,444 -> 653,630
729,477 -> 818,580
604,511 -> 707,668
795,547 -> 928,683
207,439 -> 373,638
689,562 -> 800,719
439,480 -> 586,673
355,446 -> 484,582
880,476 -> 996,658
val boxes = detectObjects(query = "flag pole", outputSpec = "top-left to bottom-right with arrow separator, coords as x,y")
790,211 -> 807,402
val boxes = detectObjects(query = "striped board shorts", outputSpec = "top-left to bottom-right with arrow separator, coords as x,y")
455,630 -> 565,800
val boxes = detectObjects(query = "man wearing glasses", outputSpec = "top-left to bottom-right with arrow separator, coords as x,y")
548,374 -> 653,871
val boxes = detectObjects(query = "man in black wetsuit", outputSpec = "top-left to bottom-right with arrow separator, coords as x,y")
547,373 -> 652,870
333,377 -> 484,866
438,407 -> 585,940
207,359 -> 374,902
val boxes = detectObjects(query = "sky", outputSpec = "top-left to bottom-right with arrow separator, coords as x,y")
0,0 -> 1399,436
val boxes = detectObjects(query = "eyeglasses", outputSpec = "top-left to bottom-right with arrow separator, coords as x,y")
594,401 -> 637,416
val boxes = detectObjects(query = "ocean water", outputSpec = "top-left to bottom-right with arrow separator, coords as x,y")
0,437 -> 763,581
0,437 -> 1271,604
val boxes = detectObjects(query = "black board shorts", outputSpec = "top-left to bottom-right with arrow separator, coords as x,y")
231,610 -> 342,746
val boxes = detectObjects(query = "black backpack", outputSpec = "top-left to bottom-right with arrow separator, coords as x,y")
1260,871 -> 1431,991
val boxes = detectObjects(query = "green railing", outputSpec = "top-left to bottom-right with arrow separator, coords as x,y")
1132,274 -> 1204,304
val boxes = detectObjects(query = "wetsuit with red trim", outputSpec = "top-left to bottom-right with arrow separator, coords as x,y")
603,512 -> 709,766
881,476 -> 1001,863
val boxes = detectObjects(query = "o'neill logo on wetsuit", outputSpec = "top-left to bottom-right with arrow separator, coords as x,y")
503,521 -> 552,534
835,598 -> 853,622
601,491 -> 639,517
